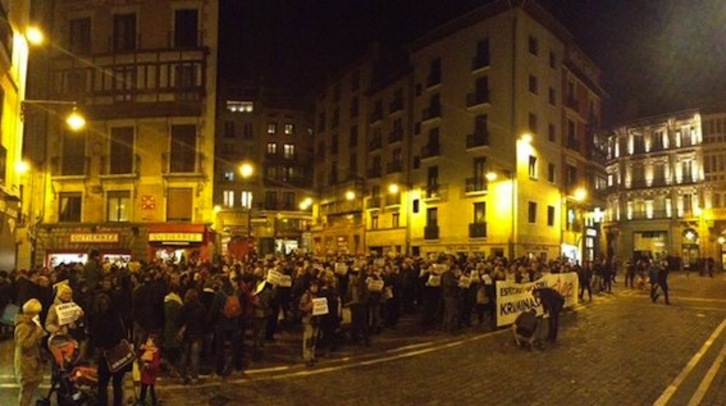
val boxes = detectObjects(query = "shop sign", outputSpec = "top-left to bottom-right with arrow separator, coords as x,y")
148,233 -> 203,243
70,233 -> 119,243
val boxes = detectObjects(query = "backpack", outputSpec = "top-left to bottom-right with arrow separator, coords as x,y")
222,293 -> 243,319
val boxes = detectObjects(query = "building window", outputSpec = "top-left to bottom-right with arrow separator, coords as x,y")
241,191 -> 253,209
528,112 -> 538,134
224,121 -> 235,138
222,190 -> 235,207
283,191 -> 295,210
169,124 -> 196,173
528,155 -> 537,179
265,191 -> 278,210
371,215 -> 379,230
243,123 -> 253,139
528,74 -> 538,94
107,191 -> 131,222
174,8 -> 199,48
548,87 -> 556,105
267,122 -> 277,134
547,163 -> 555,182
284,123 -> 294,135
413,199 -> 420,214
267,142 -> 277,155
59,193 -> 82,222
548,123 -> 556,142
392,212 -> 400,228
473,38 -> 490,68
109,127 -> 134,174
69,17 -> 91,54
112,13 -> 137,52
61,131 -> 87,176
528,35 -> 539,55
426,207 -> 438,226
226,100 -> 254,113
284,144 -> 295,159
528,202 -> 537,223
167,188 -> 193,221
223,171 -> 234,181
473,202 -> 486,223
549,51 -> 556,68
547,205 -> 555,226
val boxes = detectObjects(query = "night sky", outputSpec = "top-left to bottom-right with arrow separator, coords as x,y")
219,0 -> 726,124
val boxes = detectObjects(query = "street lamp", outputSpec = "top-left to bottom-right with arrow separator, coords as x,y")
239,162 -> 254,178
388,183 -> 400,195
22,100 -> 87,131
345,190 -> 356,201
26,26 -> 45,46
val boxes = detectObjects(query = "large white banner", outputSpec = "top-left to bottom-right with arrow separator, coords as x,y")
495,273 -> 579,327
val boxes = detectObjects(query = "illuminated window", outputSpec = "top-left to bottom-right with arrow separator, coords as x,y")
284,123 -> 294,134
371,215 -> 379,230
528,155 -> 538,179
107,191 -> 130,222
473,202 -> 486,223
267,122 -> 277,134
226,100 -> 253,113
284,144 -> 295,159
59,193 -> 82,222
241,191 -> 253,209
223,190 -> 235,208
223,171 -> 234,181
267,142 -> 277,155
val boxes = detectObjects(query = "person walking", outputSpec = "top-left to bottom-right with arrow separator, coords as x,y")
88,291 -> 129,406
14,299 -> 46,406
653,261 -> 670,305
577,262 -> 593,301
532,287 -> 565,343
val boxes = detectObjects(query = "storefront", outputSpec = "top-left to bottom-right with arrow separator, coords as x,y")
681,228 -> 700,269
42,231 -> 133,268
147,224 -> 213,263
633,231 -> 669,261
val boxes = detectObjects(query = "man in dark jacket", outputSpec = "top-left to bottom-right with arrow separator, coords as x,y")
209,277 -> 245,376
532,287 -> 565,342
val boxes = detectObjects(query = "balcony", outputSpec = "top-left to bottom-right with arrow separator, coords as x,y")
626,210 -> 672,221
422,106 -> 442,122
424,183 -> 447,200
469,222 -> 487,238
51,48 -> 208,120
386,161 -> 402,174
367,166 -> 382,178
466,91 -> 490,107
384,194 -> 400,206
51,156 -> 90,178
367,196 -> 382,209
319,199 -> 363,216
465,177 -> 488,194
471,55 -> 490,71
566,138 -> 581,152
100,154 -> 140,177
369,109 -> 383,123
421,143 -> 441,160
466,132 -> 490,149
162,152 -> 204,176
566,96 -> 579,112
426,74 -> 441,88
424,225 -> 440,240
388,130 -> 403,144
389,99 -> 403,114
369,137 -> 383,151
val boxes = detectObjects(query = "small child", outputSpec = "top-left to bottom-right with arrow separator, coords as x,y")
139,336 -> 161,405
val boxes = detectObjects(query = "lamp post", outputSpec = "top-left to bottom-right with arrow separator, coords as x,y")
239,162 -> 254,248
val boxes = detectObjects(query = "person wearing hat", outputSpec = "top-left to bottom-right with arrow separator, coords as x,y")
45,283 -> 84,337
14,298 -> 46,406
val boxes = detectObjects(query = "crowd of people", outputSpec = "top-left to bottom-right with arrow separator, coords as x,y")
0,249 -> 693,405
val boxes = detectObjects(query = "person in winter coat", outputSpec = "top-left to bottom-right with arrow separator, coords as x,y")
45,283 -> 84,337
177,288 -> 205,384
209,276 -> 245,376
139,336 -> 161,406
88,291 -> 128,406
14,298 -> 46,406
532,287 -> 565,343
299,279 -> 322,366
251,271 -> 273,360
162,285 -> 183,374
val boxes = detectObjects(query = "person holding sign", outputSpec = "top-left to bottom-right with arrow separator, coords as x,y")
45,283 -> 84,338
299,280 -> 323,366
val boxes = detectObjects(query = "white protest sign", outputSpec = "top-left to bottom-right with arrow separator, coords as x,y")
56,302 -> 82,326
312,297 -> 329,316
495,272 -> 579,327
278,274 -> 292,287
458,276 -> 471,289
367,278 -> 384,292
427,274 -> 441,287
267,270 -> 284,286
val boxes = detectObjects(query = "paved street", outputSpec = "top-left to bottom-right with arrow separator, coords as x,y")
2,273 -> 726,405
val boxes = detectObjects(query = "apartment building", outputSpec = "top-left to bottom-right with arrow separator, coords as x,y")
0,2 -> 31,270
214,90 -> 314,257
312,0 -> 605,259
25,0 -> 218,267
604,110 -> 705,266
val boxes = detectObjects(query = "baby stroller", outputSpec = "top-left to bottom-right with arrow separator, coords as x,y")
36,334 -> 98,406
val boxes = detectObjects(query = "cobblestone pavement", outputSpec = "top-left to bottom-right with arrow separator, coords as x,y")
2,272 -> 725,405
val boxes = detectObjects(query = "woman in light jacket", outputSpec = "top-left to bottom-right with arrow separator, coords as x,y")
14,298 -> 46,406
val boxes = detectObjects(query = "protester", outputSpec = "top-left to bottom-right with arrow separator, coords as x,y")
14,298 -> 46,406
532,287 -> 565,343
511,309 -> 538,350
139,335 -> 161,406
88,290 -> 129,406
299,279 -> 321,366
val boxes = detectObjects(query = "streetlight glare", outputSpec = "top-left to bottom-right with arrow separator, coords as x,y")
388,183 -> 399,194
573,188 -> 587,202
66,110 -> 86,131
26,26 -> 45,45
16,161 -> 30,174
345,190 -> 356,200
485,171 -> 498,181
520,133 -> 533,143
239,163 -> 254,178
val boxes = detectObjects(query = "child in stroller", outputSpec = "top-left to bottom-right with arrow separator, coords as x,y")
36,334 -> 98,406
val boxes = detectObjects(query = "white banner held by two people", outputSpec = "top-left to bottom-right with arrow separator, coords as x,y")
495,272 -> 579,327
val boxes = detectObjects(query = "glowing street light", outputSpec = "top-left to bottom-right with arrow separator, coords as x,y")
520,133 -> 533,143
15,161 -> 30,174
388,183 -> 400,194
299,197 -> 313,210
66,109 -> 86,131
573,187 -> 587,202
26,26 -> 45,46
345,190 -> 356,201
485,171 -> 498,181
239,162 -> 254,178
